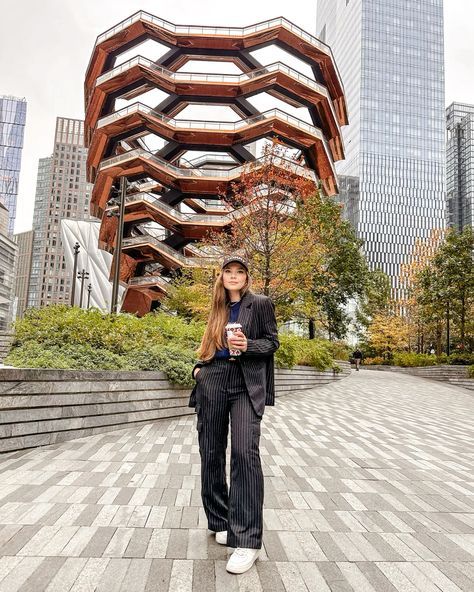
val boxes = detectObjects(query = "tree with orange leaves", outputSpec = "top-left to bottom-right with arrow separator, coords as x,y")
398,229 -> 444,352
202,143 -> 320,322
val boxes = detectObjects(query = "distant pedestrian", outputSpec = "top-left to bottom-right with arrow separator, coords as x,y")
352,348 -> 363,371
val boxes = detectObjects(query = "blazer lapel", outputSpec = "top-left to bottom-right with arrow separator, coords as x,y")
237,292 -> 254,336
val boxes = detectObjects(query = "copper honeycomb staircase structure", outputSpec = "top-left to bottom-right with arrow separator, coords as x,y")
84,12 -> 348,315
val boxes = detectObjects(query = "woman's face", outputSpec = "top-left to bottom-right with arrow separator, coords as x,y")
222,263 -> 247,293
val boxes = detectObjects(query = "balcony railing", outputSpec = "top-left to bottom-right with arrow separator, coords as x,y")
122,235 -> 215,267
99,147 -> 318,182
96,12 -> 333,59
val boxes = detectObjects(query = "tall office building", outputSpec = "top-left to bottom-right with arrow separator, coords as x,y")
0,202 -> 18,329
0,95 -> 27,234
27,118 -> 92,308
446,102 -> 474,231
13,229 -> 34,319
27,157 -> 52,308
317,0 -> 446,296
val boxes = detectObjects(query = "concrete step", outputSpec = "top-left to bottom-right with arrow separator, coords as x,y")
0,361 -> 351,453
0,332 -> 13,362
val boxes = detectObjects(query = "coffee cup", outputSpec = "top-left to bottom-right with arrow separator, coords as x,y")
225,322 -> 243,357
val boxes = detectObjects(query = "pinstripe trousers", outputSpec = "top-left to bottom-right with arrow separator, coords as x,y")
195,358 -> 264,549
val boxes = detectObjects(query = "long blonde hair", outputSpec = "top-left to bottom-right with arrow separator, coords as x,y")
197,268 -> 252,361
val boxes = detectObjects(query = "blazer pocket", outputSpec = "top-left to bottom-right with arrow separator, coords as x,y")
195,366 -> 205,382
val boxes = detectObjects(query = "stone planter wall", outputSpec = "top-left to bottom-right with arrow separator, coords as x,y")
0,332 -> 13,362
364,364 -> 474,391
0,362 -> 350,454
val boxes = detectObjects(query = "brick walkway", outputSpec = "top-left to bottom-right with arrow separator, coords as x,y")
0,370 -> 473,591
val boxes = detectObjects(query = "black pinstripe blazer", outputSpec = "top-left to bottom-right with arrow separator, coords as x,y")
188,292 -> 279,416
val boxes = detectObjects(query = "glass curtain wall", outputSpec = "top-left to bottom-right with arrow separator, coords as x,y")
317,0 -> 445,298
0,96 -> 27,234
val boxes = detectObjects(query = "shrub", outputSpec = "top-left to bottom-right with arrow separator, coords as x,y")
125,344 -> 196,386
13,305 -> 205,354
275,335 -> 335,371
5,342 -> 131,371
468,365 -> 474,379
9,304 -> 340,378
326,340 -> 351,361
7,305 -> 203,383
447,352 -> 474,366
275,334 -> 300,368
296,339 -> 334,371
392,352 -> 437,368
364,356 -> 387,365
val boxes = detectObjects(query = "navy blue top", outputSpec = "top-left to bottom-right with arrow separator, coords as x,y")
215,300 -> 242,359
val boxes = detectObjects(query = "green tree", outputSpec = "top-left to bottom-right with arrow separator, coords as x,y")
355,268 -> 392,334
304,196 -> 369,339
433,227 -> 474,349
166,145 -> 370,336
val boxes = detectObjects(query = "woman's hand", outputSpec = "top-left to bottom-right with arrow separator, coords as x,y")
228,330 -> 248,352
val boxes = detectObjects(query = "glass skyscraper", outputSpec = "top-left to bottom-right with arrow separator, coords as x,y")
317,0 -> 445,297
0,95 -> 27,235
446,102 -> 474,231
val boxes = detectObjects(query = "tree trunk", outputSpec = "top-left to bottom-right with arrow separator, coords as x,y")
309,318 -> 315,339
436,321 -> 442,356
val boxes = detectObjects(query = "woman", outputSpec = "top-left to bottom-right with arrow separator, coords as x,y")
188,254 -> 279,574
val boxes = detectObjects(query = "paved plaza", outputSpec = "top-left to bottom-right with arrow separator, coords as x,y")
0,370 -> 473,591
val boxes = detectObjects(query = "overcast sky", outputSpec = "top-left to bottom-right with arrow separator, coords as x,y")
1,0 -> 473,234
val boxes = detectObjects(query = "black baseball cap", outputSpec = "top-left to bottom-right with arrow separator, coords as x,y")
221,255 -> 249,271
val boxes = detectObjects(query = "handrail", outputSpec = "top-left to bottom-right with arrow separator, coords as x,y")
183,154 -> 236,167
96,12 -> 332,58
99,99 -> 317,133
99,147 -> 318,182
97,104 -> 328,152
130,274 -> 170,287
122,235 -> 215,267
97,57 -> 328,98
121,189 -> 296,225
95,57 -> 339,134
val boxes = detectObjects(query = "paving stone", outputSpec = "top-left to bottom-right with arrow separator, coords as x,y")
95,557 -> 131,591
121,558 -> 153,592
255,561 -> 286,592
0,371 -> 473,590
144,558 -> 173,592
191,559 -> 215,591
79,526 -> 116,558
124,528 -> 153,558
168,559 -> 193,592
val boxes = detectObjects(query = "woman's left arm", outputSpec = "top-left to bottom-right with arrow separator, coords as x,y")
243,297 -> 279,356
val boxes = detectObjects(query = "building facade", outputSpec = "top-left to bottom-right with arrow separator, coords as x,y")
0,202 -> 18,329
0,95 -> 27,234
317,0 -> 446,297
13,229 -> 34,319
27,118 -> 93,308
446,102 -> 474,231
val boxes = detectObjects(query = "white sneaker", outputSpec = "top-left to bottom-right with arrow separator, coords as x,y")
226,547 -> 260,574
215,530 -> 227,545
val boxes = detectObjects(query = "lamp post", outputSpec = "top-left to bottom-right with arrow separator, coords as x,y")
77,269 -> 90,309
108,176 -> 127,314
71,242 -> 80,306
87,283 -> 92,309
